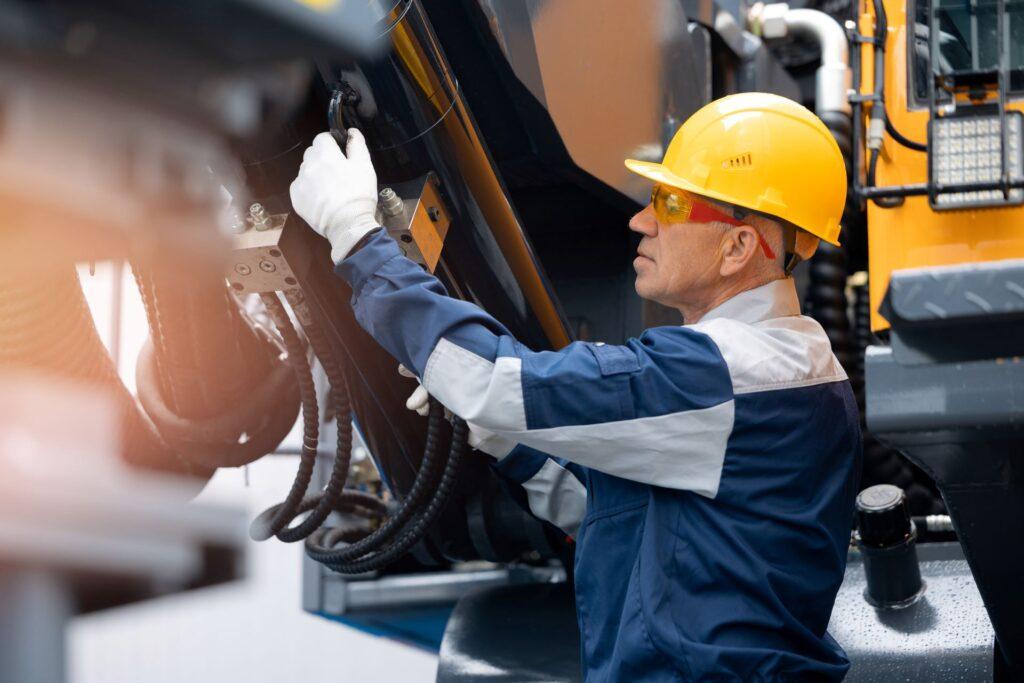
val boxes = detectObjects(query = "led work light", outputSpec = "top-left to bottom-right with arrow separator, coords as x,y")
930,112 -> 1024,210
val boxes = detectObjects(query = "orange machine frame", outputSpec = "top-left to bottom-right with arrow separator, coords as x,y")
860,0 -> 1024,331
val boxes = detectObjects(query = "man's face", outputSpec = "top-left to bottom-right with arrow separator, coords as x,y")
628,199 -> 729,310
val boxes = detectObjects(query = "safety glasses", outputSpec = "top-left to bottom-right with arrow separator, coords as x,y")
650,185 -> 776,260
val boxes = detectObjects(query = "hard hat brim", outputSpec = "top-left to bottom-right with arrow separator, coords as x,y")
624,159 -> 841,247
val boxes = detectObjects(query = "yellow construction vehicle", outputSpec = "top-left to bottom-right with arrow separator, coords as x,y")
858,0 -> 1024,331
855,0 -> 1024,676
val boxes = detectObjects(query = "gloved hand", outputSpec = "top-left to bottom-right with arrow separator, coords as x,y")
398,364 -> 515,459
398,363 -> 433,417
289,129 -> 380,264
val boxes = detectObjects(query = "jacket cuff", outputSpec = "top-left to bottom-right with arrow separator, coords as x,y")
333,229 -> 401,293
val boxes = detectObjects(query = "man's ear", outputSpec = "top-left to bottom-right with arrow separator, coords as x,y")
719,225 -> 759,277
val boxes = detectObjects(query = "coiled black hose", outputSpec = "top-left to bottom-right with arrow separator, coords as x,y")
808,242 -> 854,373
818,113 -> 942,511
808,112 -> 856,374
305,399 -> 448,566
309,412 -> 468,575
249,293 -> 319,541
851,281 -> 871,412
274,318 -> 353,542
248,290 -> 468,570
249,306 -> 355,542
132,262 -> 299,469
852,282 -> 944,514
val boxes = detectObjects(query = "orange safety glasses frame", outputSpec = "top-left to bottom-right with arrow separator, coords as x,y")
651,185 -> 776,260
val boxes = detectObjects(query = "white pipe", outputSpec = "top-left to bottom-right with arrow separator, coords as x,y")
784,8 -> 852,116
749,5 -> 854,117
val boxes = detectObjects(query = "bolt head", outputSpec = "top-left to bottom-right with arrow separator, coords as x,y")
426,206 -> 441,222
258,260 -> 277,273
760,3 -> 790,39
234,263 -> 252,275
249,202 -> 264,216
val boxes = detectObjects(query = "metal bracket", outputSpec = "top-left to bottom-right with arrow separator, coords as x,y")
848,92 -> 880,104
227,211 -> 305,294
378,173 -> 452,273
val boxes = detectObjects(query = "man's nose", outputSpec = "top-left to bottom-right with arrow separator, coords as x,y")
629,205 -> 658,237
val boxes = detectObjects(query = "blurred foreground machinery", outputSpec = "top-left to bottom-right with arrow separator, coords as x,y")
1,0 -> 1021,681
0,2 -> 382,681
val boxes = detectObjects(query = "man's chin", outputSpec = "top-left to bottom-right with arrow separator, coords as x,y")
634,276 -> 657,302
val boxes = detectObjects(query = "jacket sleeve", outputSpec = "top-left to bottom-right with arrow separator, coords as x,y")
485,441 -> 588,538
336,231 -> 736,498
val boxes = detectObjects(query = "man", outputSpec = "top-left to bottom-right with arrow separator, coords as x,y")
290,92 -> 862,681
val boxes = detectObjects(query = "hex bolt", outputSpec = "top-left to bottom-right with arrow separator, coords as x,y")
427,206 -> 441,222
379,187 -> 405,217
234,264 -> 252,276
250,202 -> 272,230
258,260 -> 277,273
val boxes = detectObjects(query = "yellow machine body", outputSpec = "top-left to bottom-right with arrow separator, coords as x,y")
860,0 -> 1024,331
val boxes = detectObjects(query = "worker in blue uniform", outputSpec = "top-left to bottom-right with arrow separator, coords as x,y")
289,92 -> 862,681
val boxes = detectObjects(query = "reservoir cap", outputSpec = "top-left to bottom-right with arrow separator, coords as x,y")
856,484 -> 912,548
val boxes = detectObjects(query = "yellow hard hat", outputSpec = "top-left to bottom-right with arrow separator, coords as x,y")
625,92 -> 846,246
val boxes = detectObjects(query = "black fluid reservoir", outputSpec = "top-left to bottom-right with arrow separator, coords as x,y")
854,484 -> 925,608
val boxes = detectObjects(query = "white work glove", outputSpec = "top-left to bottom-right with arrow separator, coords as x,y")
398,365 -> 515,459
289,129 -> 380,264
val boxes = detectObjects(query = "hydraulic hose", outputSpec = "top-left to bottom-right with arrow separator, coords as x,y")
135,341 -> 299,469
274,317 -> 353,543
309,412 -> 468,575
820,111 -> 858,223
852,281 -> 944,514
133,263 -> 300,469
808,241 -> 854,372
248,290 -> 469,570
865,0 -> 907,208
765,8 -> 855,371
248,292 -> 319,541
886,119 -> 927,152
867,0 -> 927,164
304,398 -> 449,566
852,279 -> 871,411
815,114 -> 856,373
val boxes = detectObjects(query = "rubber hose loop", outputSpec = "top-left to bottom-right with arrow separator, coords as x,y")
321,417 -> 468,574
250,488 -> 388,542
303,399 -> 447,563
275,320 -> 355,542
249,293 -> 319,540
136,338 -> 300,468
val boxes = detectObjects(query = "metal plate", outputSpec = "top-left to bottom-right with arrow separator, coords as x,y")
828,543 -> 993,681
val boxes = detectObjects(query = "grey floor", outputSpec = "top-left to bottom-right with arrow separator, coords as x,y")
68,457 -> 439,683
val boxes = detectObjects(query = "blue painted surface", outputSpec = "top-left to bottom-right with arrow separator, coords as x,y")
317,605 -> 454,653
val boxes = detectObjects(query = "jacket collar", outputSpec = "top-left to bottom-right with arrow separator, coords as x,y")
694,277 -> 801,325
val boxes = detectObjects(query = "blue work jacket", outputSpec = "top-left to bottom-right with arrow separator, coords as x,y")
337,230 -> 862,682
